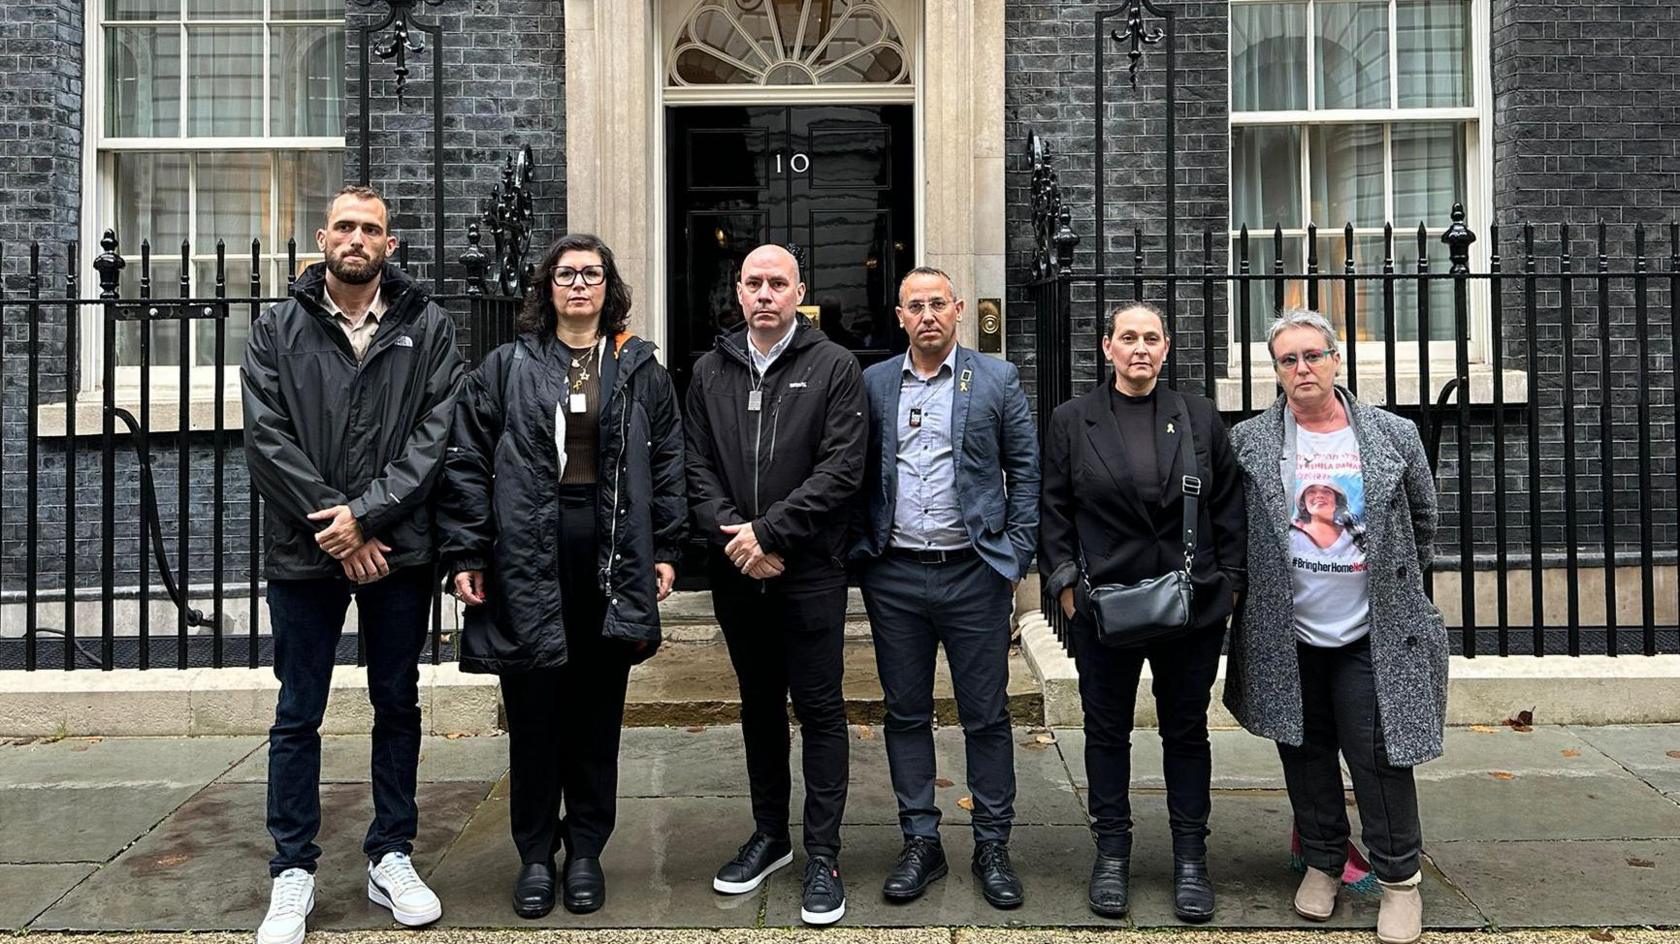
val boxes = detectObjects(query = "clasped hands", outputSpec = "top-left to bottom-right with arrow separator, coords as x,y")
308,504 -> 389,584
720,522 -> 784,580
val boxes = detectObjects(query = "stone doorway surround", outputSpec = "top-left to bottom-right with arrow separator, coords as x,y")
563,0 -> 1006,352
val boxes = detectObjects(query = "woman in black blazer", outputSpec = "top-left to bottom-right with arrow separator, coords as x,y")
1038,301 -> 1247,924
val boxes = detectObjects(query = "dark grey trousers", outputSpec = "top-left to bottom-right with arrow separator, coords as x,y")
861,553 -> 1016,843
1278,636 -> 1424,883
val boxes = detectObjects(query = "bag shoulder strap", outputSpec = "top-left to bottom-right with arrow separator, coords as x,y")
1176,400 -> 1200,574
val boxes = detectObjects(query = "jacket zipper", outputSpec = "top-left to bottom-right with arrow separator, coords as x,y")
605,373 -> 630,601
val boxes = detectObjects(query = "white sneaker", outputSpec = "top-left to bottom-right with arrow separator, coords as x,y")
367,851 -> 442,927
256,868 -> 315,944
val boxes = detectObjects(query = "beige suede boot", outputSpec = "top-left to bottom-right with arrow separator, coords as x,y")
1376,877 -> 1423,944
1293,867 -> 1338,921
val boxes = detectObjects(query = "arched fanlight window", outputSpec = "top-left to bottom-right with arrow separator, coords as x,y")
667,0 -> 909,87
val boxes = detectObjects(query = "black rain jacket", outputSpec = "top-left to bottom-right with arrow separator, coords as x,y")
684,319 -> 868,587
437,332 -> 687,673
241,262 -> 464,580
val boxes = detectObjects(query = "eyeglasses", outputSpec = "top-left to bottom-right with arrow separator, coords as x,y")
1273,348 -> 1333,370
904,298 -> 953,316
552,265 -> 606,286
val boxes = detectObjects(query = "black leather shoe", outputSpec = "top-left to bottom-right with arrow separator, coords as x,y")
971,840 -> 1024,909
882,836 -> 947,902
1172,856 -> 1216,923
512,861 -> 556,919
713,831 -> 795,894
1088,854 -> 1131,918
562,857 -> 605,914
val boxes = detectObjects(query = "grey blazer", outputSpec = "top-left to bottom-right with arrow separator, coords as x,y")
1224,388 -> 1448,767
849,345 -> 1040,582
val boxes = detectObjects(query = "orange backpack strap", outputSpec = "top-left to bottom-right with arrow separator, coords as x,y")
613,331 -> 633,355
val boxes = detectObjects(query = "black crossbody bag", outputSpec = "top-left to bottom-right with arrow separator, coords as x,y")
1080,409 -> 1201,647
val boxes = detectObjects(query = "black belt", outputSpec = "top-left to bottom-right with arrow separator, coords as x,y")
886,546 -> 979,565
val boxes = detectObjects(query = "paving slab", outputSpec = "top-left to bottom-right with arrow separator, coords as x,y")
33,781 -> 491,931
1427,839 -> 1680,927
618,726 -> 754,798
220,735 -> 511,785
1419,772 -> 1680,841
1054,728 -> 1293,791
1417,727 -> 1620,781
0,784 -> 203,864
0,735 -> 262,787
1120,793 -> 1484,929
1566,725 -> 1680,796
0,864 -> 96,930
429,796 -> 766,928
761,824 -> 1100,928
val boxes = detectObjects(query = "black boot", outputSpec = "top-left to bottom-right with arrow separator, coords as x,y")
1172,856 -> 1215,923
1087,854 -> 1130,918
562,857 -> 605,914
882,836 -> 947,902
971,840 -> 1024,909
512,861 -> 556,919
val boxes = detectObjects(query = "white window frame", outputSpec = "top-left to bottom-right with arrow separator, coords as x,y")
1225,0 -> 1494,376
80,0 -> 345,404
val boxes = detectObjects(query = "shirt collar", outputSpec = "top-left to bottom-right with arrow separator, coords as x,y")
750,319 -> 799,370
901,343 -> 959,381
321,285 -> 387,324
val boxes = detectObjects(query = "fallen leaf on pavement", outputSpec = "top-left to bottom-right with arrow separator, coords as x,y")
957,796 -> 975,811
1469,725 -> 1502,734
1019,739 -> 1048,751
1562,749 -> 1582,757
1503,709 -> 1535,732
855,724 -> 876,740
1627,857 -> 1656,869
934,778 -> 954,788
152,853 -> 190,868
1589,929 -> 1616,941
1666,751 -> 1680,760
1490,771 -> 1516,781
685,725 -> 706,734
444,732 -> 467,740
1035,733 -> 1056,745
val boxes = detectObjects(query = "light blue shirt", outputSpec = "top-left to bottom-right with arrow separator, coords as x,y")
889,346 -> 969,551
749,320 -> 798,376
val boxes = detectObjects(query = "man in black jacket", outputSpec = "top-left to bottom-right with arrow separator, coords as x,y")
686,244 -> 867,925
242,186 -> 463,944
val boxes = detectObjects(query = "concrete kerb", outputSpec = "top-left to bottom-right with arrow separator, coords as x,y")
0,663 -> 502,738
1017,612 -> 1680,729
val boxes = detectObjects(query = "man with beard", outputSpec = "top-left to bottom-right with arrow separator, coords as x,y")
243,186 -> 464,944
686,244 -> 867,925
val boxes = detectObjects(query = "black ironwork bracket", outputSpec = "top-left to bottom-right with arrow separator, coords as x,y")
1109,0 -> 1166,89
351,0 -> 447,105
463,145 -> 536,298
1028,132 -> 1079,280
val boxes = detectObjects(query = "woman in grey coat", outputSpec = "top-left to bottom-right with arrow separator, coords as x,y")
1225,309 -> 1445,944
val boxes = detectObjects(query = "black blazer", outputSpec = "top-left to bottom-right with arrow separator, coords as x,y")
1038,379 -> 1247,633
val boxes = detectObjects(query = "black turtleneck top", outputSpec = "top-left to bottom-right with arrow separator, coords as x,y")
1109,384 -> 1160,504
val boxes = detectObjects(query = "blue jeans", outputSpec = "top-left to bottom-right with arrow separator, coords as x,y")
266,565 -> 433,877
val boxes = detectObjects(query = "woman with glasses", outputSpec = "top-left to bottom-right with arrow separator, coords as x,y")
438,233 -> 686,919
1038,301 -> 1247,923
1225,308 -> 1444,944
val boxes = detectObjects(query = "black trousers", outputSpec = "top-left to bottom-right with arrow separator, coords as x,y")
1071,620 -> 1226,858
501,484 -> 635,865
861,553 -> 1016,843
711,561 -> 849,859
1278,636 -> 1423,883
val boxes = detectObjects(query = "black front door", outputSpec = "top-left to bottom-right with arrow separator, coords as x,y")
665,104 -> 914,398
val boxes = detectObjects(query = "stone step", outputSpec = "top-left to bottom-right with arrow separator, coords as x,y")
621,637 -> 1043,727
658,589 -> 875,641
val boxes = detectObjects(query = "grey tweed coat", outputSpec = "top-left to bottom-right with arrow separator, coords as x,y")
1224,388 -> 1447,767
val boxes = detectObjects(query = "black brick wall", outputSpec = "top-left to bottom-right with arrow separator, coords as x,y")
1005,1 -> 1230,403
344,1 -> 567,291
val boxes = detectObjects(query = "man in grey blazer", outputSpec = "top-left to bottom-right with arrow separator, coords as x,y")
849,267 -> 1040,909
